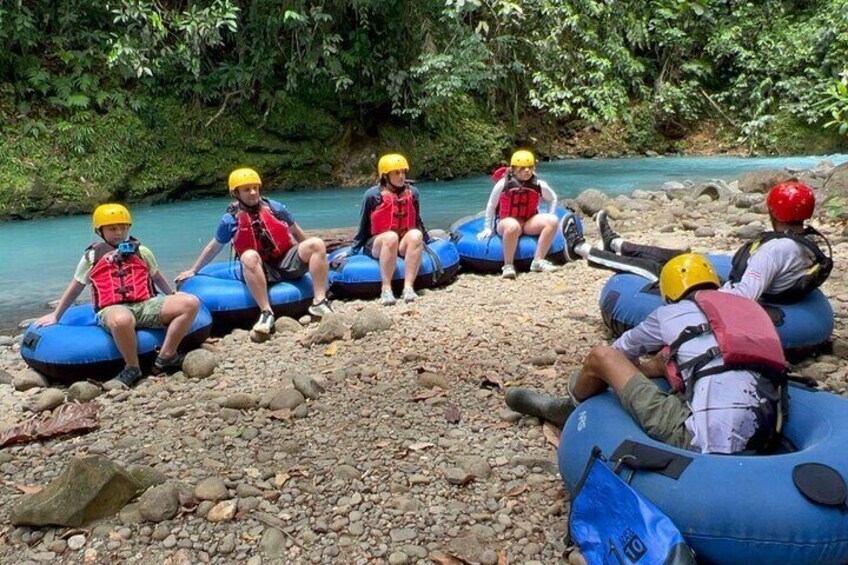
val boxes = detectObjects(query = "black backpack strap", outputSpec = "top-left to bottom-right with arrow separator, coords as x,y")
610,440 -> 693,480
422,244 -> 444,284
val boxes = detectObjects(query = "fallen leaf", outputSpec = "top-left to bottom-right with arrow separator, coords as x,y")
410,388 -> 446,402
407,442 -> 435,452
429,552 -> 469,565
505,484 -> 528,497
0,403 -> 99,448
445,405 -> 462,424
273,472 -> 290,488
324,343 -> 338,356
481,374 -> 505,393
543,422 -> 562,448
15,484 -> 43,495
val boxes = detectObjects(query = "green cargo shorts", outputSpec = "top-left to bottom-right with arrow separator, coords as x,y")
619,373 -> 695,451
97,295 -> 167,331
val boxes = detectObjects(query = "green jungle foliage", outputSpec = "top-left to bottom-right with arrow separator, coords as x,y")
1,0 -> 848,216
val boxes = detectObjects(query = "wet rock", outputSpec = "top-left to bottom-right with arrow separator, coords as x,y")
351,308 -> 393,339
13,370 -> 48,391
217,392 -> 259,410
138,483 -> 180,523
10,456 -> 142,527
268,389 -> 305,411
194,477 -> 228,501
293,374 -> 324,400
182,349 -> 218,379
67,382 -> 102,403
32,388 -> 65,412
306,315 -> 347,345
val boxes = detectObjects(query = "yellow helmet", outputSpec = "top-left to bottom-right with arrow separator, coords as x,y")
510,150 -> 536,168
92,204 -> 132,233
228,168 -> 262,193
659,253 -> 721,302
378,154 -> 409,176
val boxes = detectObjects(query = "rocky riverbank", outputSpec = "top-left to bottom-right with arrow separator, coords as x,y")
0,162 -> 847,564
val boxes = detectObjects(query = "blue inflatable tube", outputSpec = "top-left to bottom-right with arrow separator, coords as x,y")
559,382 -> 848,565
180,261 -> 314,334
449,207 -> 581,273
599,254 -> 833,353
20,302 -> 213,384
328,238 -> 460,299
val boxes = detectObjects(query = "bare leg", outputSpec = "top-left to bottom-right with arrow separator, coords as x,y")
102,306 -> 139,368
523,213 -> 559,259
240,250 -> 272,311
370,232 -> 401,291
158,293 -> 201,356
572,346 -> 641,402
299,237 -> 328,302
496,218 -> 522,265
398,229 -> 424,289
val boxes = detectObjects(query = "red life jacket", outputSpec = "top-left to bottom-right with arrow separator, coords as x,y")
370,188 -> 418,238
231,202 -> 293,263
662,290 -> 787,393
88,238 -> 155,311
497,174 -> 542,223
491,166 -> 509,183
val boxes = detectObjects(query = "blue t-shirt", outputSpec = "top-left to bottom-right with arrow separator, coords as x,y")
215,199 -> 296,244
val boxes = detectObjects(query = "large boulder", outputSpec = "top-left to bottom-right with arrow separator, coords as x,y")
10,456 -> 143,527
822,162 -> 848,219
306,314 -> 348,346
575,189 -> 610,215
351,308 -> 393,339
737,169 -> 793,194
182,349 -> 218,379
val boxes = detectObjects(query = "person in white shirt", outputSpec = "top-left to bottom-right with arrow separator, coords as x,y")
477,150 -> 561,279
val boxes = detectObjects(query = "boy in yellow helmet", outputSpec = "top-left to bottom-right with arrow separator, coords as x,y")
176,168 -> 331,334
36,204 -> 201,388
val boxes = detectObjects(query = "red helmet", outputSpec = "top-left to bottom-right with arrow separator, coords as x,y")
766,181 -> 815,223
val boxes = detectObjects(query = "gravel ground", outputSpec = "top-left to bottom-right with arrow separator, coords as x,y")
0,181 -> 846,565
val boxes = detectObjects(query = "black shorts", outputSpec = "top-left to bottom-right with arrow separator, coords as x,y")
265,245 -> 307,283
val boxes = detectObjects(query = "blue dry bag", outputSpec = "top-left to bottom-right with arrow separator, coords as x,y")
569,447 -> 695,565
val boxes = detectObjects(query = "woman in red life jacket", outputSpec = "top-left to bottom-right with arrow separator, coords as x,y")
480,150 -> 561,279
36,204 -> 201,388
176,168 -> 332,335
350,154 -> 432,306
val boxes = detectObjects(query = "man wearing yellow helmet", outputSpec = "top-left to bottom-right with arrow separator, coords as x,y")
510,253 -> 784,455
36,204 -> 201,388
350,154 -> 432,305
176,167 -> 332,334
478,150 -> 561,278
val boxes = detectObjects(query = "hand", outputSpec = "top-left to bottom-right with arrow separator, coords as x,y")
35,313 -> 58,327
476,228 -> 493,241
329,251 -> 350,270
175,269 -> 196,284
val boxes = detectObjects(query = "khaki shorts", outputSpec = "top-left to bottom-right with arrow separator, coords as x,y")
97,295 -> 167,331
619,373 -> 695,451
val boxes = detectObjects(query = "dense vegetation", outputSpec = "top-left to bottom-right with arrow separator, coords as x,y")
1,0 -> 847,218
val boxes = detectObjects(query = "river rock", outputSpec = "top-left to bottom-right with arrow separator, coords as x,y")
126,464 -> 168,491
738,169 -> 793,194
194,477 -> 228,501
182,349 -> 217,379
260,528 -> 286,558
217,392 -> 259,410
138,483 -> 180,523
732,193 -> 764,209
351,308 -> 393,339
453,456 -> 492,479
0,335 -> 15,347
68,382 -> 102,403
10,456 -> 143,527
274,316 -> 303,333
206,500 -> 236,522
293,375 -> 324,400
0,369 -> 13,385
306,314 -> 347,345
13,369 -> 48,391
734,224 -> 764,240
32,388 -> 65,412
660,181 -> 687,192
575,189 -> 610,215
694,227 -> 715,238
449,534 -> 489,564
269,388 -> 305,410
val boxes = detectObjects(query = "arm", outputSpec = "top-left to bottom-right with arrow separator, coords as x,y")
539,180 -> 558,214
290,223 -> 307,243
720,247 -> 779,301
152,271 -> 174,295
351,192 -> 376,255
482,180 -> 505,232
612,311 -> 665,361
36,280 -> 86,326
176,239 -> 225,282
